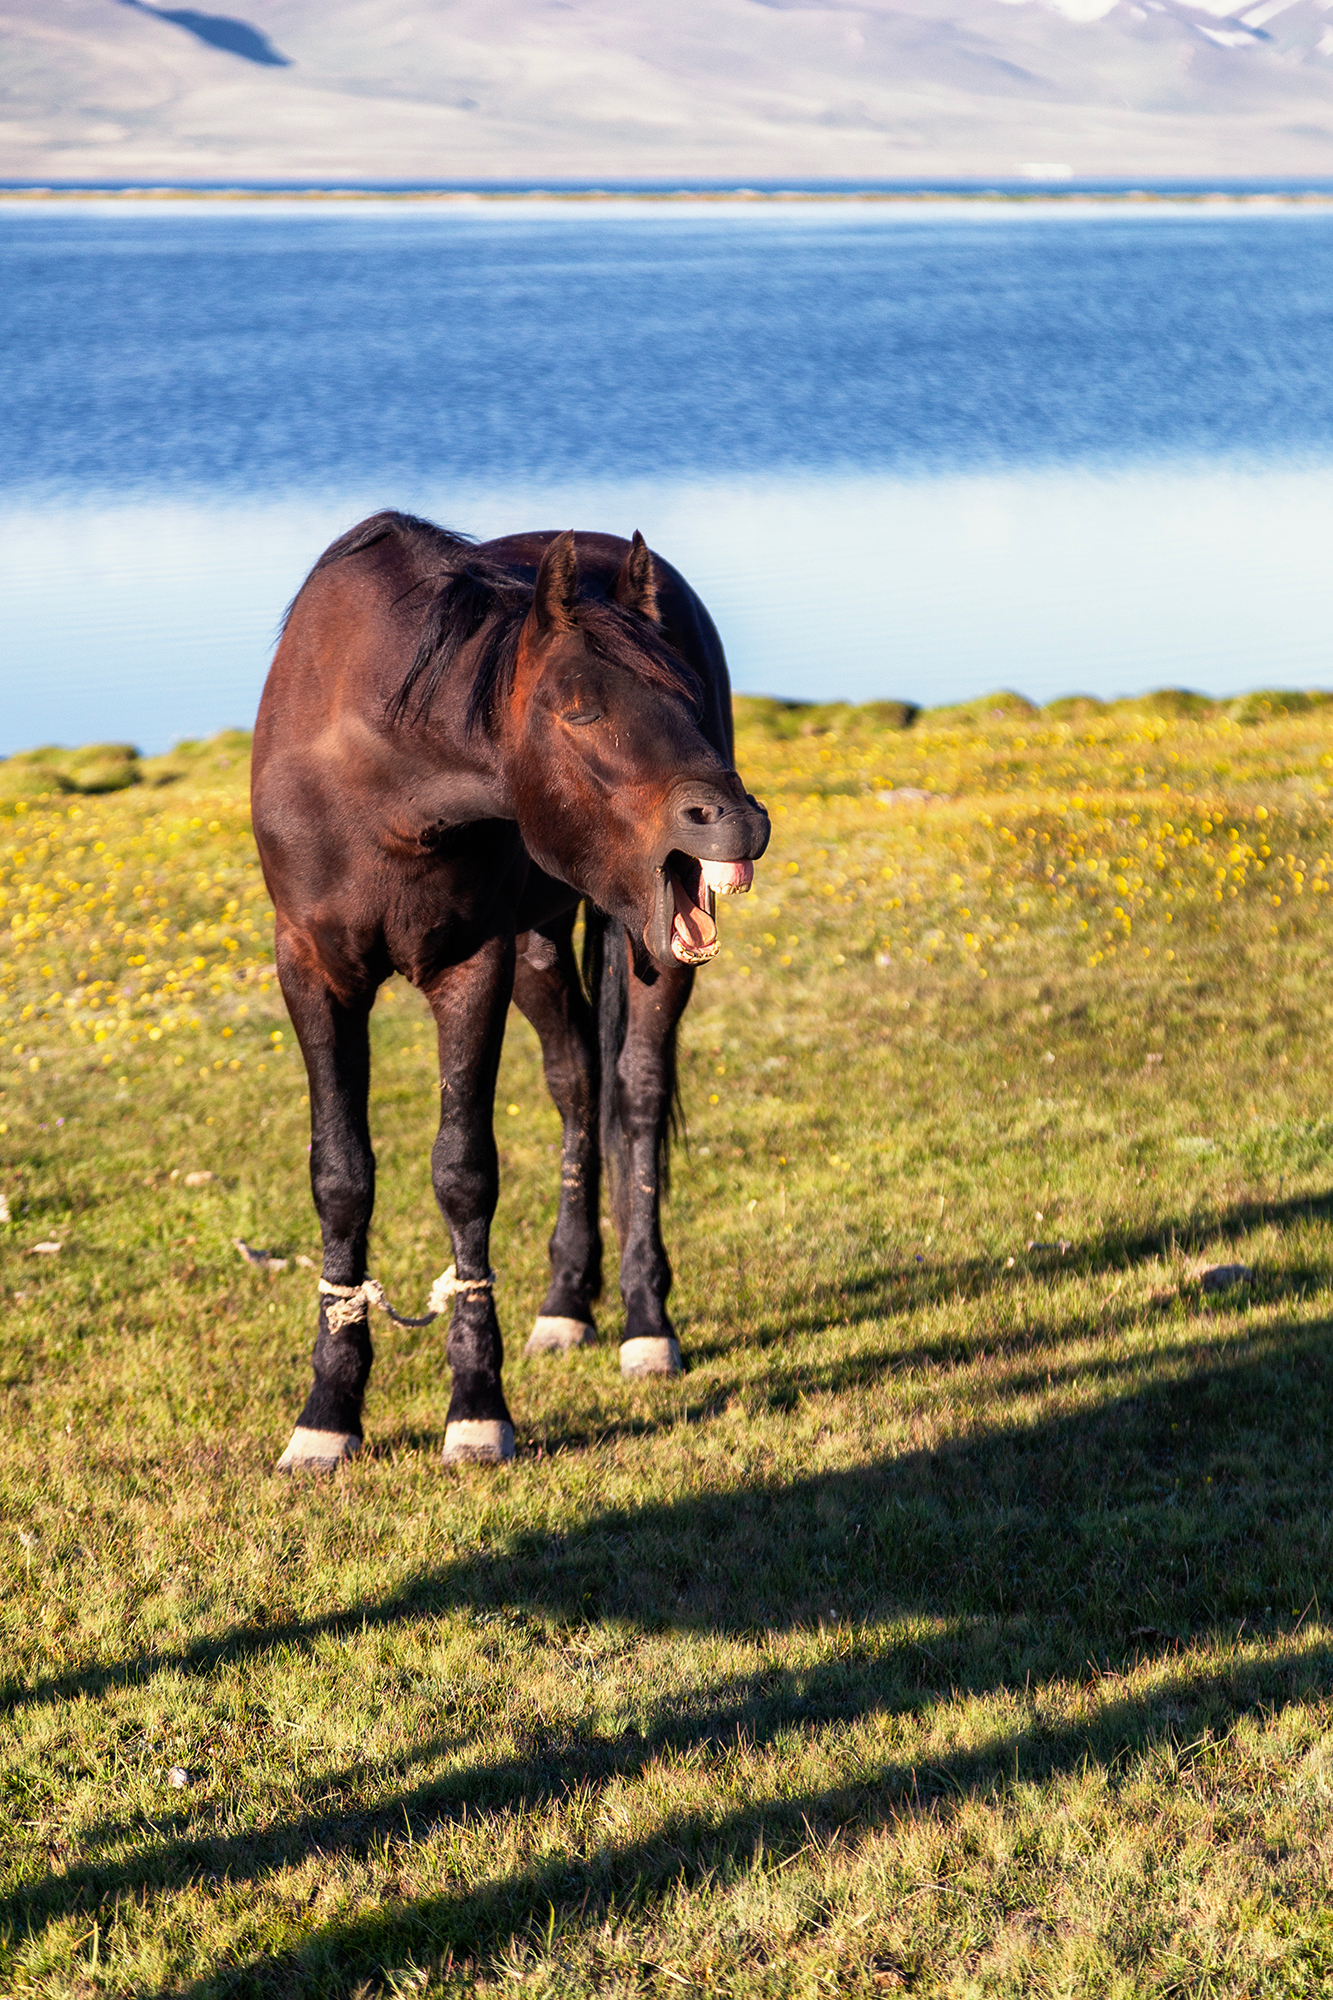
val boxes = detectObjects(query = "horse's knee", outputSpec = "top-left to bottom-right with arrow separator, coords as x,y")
615,1103 -> 669,1167
430,1144 -> 498,1224
310,1156 -> 374,1237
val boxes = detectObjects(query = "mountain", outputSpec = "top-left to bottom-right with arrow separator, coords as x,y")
4,0 -> 1333,182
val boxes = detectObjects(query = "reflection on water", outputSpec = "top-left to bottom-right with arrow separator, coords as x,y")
3,197 -> 1333,749
4,465 -> 1331,754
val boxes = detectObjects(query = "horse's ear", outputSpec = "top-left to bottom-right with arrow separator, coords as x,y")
532,531 -> 579,634
612,529 -> 660,625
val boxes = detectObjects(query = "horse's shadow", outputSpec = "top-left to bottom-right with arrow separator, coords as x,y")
13,1637 -> 1327,1996
177,1631 -> 1333,1996
6,1308 -> 1333,1991
685,1181 -> 1333,1369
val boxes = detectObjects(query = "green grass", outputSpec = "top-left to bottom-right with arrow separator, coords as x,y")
4,693 -> 1333,1996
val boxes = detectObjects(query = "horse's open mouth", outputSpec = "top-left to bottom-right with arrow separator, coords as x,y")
666,853 -> 754,965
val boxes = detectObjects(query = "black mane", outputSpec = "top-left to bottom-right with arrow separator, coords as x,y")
304,510 -> 702,736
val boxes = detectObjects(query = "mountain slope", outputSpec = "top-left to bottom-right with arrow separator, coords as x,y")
4,0 -> 1333,181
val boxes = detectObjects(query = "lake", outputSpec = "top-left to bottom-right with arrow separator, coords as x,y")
4,195 -> 1333,752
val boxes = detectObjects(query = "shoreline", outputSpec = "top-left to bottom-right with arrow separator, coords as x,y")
6,690 -> 1333,770
5,185 -> 1333,207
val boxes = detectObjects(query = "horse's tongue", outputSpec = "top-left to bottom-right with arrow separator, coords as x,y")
700,859 -> 753,896
671,875 -> 719,964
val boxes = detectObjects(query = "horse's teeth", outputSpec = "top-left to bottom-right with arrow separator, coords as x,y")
699,859 -> 753,896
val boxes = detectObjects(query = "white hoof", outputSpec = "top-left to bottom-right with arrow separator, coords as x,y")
442,1419 -> 515,1465
277,1426 -> 360,1473
525,1314 -> 598,1356
620,1336 -> 682,1378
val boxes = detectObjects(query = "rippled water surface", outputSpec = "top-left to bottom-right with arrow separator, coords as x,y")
3,198 -> 1333,748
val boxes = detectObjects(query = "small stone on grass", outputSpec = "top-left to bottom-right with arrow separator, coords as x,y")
1201,1263 -> 1252,1293
234,1238 -> 289,1270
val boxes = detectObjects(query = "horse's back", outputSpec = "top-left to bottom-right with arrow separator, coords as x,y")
256,515 -> 455,752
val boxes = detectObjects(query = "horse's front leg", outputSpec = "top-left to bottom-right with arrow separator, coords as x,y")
512,916 -> 602,1355
424,935 -> 517,1464
275,929 -> 379,1472
609,944 -> 694,1379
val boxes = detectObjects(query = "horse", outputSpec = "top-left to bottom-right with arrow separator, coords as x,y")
251,512 -> 771,1470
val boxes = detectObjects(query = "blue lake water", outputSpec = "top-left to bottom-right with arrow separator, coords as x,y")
3,196 -> 1333,752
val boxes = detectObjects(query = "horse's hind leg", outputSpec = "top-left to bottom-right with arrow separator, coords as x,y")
609,942 -> 693,1379
512,917 -> 601,1357
274,933 -> 378,1472
424,937 -> 516,1464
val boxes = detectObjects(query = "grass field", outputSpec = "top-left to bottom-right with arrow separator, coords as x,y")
4,687 -> 1333,1997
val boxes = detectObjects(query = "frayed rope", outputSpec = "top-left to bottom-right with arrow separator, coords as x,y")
318,1266 -> 496,1332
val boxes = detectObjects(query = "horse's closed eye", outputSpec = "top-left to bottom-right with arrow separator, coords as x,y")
563,709 -> 603,726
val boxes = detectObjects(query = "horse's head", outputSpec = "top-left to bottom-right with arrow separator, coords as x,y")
504,532 -> 770,969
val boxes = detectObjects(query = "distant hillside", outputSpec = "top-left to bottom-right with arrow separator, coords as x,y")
5,0 -> 1333,181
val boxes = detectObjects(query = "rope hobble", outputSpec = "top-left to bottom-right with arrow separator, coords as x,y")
318,1265 -> 496,1332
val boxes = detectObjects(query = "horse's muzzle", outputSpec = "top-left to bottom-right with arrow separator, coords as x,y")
643,781 -> 771,966
666,781 -> 771,864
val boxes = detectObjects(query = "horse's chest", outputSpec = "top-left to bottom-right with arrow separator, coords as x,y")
385,826 -> 526,936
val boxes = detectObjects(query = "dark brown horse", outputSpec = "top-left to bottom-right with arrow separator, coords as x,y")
252,512 -> 770,1470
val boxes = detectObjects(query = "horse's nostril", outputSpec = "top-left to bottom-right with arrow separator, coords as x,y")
682,803 -> 723,826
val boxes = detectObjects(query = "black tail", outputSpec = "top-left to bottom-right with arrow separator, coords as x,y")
581,904 -> 682,1239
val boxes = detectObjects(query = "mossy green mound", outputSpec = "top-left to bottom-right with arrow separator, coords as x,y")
0,742 -> 140,798
1044,694 -> 1105,721
924,689 -> 1040,726
1228,689 -> 1333,726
